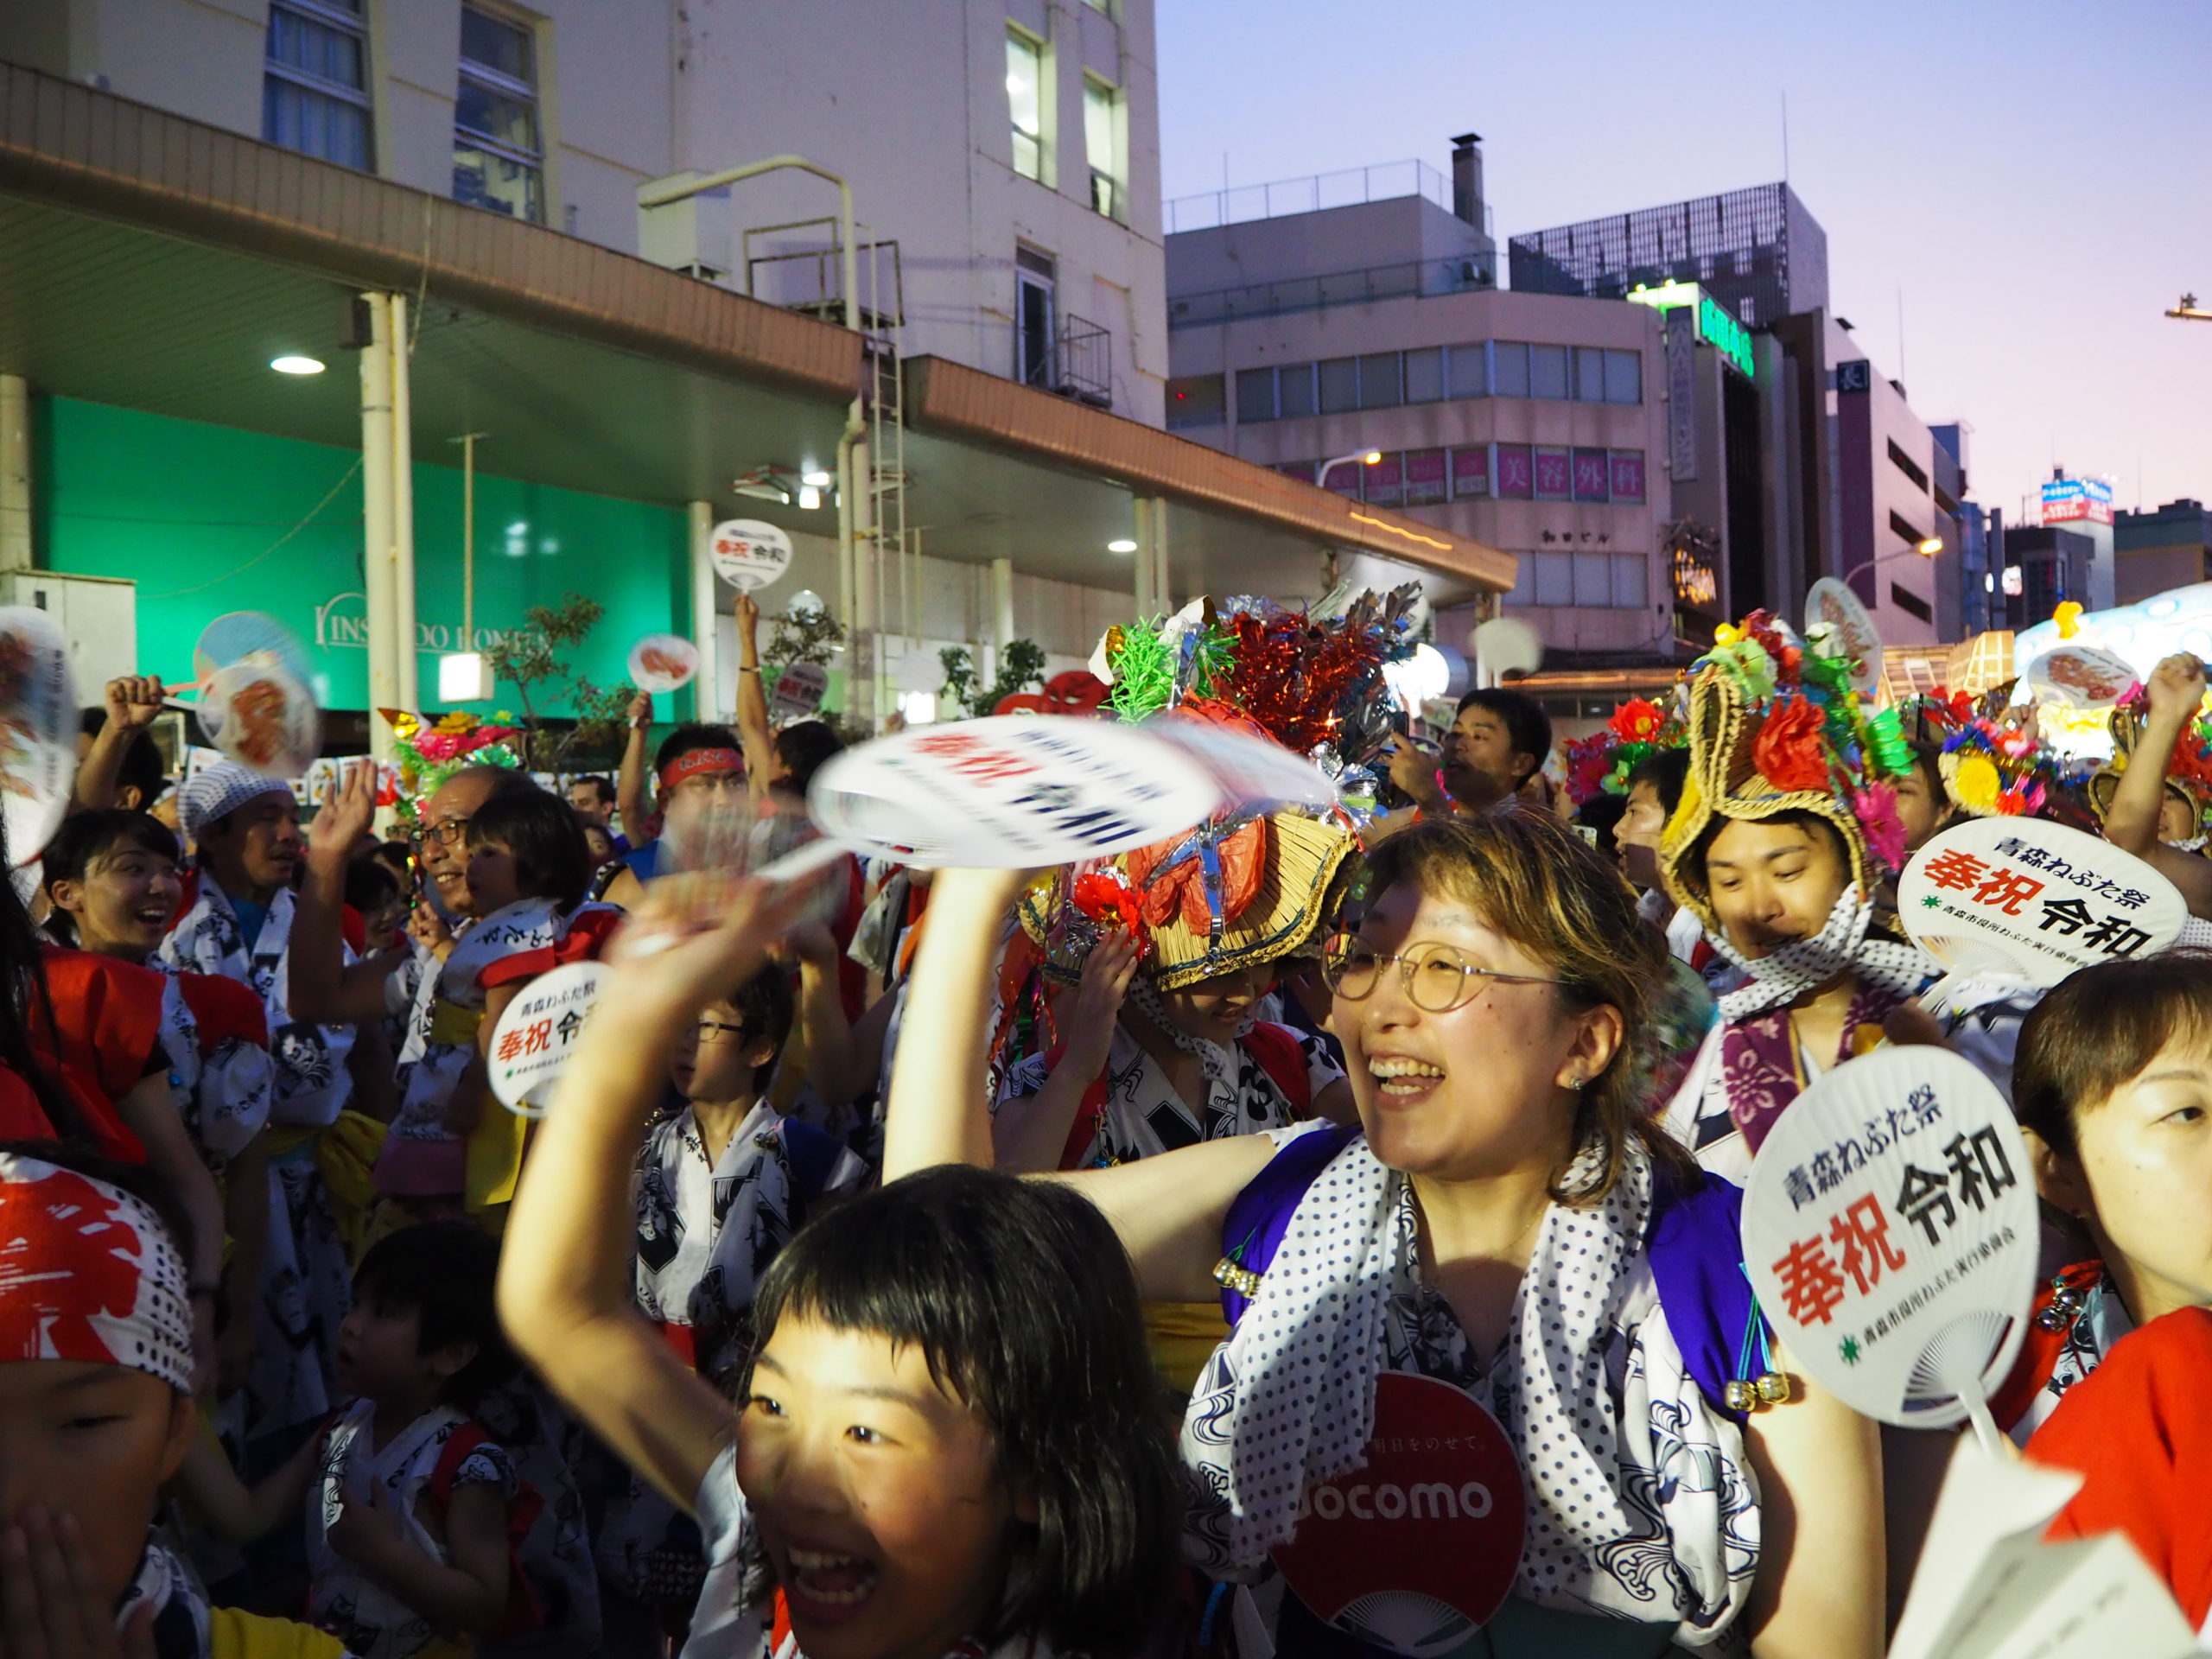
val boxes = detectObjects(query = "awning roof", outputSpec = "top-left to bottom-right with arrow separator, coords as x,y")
0,60 -> 1513,604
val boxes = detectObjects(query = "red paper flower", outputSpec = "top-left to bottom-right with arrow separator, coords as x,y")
1751,696 -> 1830,793
1609,698 -> 1663,743
1070,871 -> 1144,938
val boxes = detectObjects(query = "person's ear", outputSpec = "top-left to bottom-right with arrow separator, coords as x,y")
48,877 -> 85,917
745,1036 -> 781,1074
428,1338 -> 480,1386
1556,1001 -> 1624,1092
159,1389 -> 200,1484
2024,1126 -> 2094,1223
1009,1472 -> 1039,1526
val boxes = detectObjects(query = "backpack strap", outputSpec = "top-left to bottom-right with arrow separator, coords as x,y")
423,1421 -> 546,1643
1237,1022 -> 1313,1117
1213,1122 -> 1362,1325
1644,1164 -> 1779,1424
780,1118 -> 842,1228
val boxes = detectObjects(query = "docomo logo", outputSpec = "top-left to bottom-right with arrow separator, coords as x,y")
1295,1478 -> 1496,1524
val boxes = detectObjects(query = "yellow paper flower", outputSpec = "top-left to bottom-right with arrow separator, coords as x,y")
1952,753 -> 2002,813
389,711 -> 421,741
1713,623 -> 1745,647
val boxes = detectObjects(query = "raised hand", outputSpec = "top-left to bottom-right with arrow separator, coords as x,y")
102,676 -> 168,737
307,760 -> 378,869
2145,652 -> 2207,725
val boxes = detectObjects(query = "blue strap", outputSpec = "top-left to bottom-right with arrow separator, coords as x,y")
781,1120 -> 842,1225
1644,1165 -> 1764,1423
1217,1122 -> 1362,1324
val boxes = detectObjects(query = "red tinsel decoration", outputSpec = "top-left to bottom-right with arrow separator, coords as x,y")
1070,870 -> 1147,943
1216,612 -> 1385,755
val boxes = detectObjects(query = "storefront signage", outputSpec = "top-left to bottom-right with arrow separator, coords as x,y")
1626,280 -> 1755,379
1665,321 -> 1698,482
2040,478 -> 2114,528
313,590 -> 528,656
1670,543 -> 1719,612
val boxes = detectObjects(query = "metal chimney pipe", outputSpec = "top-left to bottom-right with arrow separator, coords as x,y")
1450,133 -> 1484,226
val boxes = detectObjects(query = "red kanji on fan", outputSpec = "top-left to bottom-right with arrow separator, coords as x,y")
1827,1194 -> 1908,1294
494,1027 -> 526,1063
1772,1236 -> 1849,1326
1973,868 -> 2044,916
522,1020 -> 553,1056
1922,850 -> 1989,892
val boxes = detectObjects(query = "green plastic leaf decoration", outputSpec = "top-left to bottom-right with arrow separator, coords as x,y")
1190,623 -> 1235,699
1107,620 -> 1175,722
1866,706 -> 1914,779
1709,639 -> 1776,703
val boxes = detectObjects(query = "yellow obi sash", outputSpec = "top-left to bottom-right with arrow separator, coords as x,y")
1143,1300 -> 1229,1395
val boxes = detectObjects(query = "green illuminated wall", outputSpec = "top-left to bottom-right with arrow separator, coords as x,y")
34,397 -> 693,719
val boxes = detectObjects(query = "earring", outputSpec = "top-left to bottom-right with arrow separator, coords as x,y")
1565,1073 -> 1586,1090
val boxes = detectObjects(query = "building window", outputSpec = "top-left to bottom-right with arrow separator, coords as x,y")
1403,347 -> 1445,404
1493,342 -> 1530,398
1403,448 -> 1448,505
1889,508 -> 1928,548
1609,451 -> 1646,501
1166,374 -> 1224,429
1575,347 -> 1608,403
1530,345 -> 1571,401
1572,448 -> 1610,502
1318,358 -> 1359,415
453,5 -> 542,221
1357,353 -> 1402,410
1363,454 -> 1405,507
1007,30 -> 1046,182
1236,368 -> 1277,424
1447,345 -> 1487,399
1507,552 -> 1649,609
263,0 -> 372,170
1083,78 -> 1122,219
1451,446 -> 1491,499
1277,362 -> 1316,419
1889,582 -> 1933,623
1887,439 -> 1929,493
1534,445 -> 1572,499
1496,443 -> 1534,498
1320,455 -> 1364,493
1014,246 -> 1056,389
1605,350 -> 1643,404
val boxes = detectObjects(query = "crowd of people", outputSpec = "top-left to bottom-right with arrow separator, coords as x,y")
7,593 -> 2212,1659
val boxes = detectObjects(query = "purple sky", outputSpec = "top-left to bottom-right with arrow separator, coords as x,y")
1157,0 -> 2212,535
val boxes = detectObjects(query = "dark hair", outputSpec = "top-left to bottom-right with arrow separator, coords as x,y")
465,784 -> 592,912
112,734 -> 167,809
654,724 -> 741,777
372,841 -> 415,881
1454,687 -> 1552,785
2015,951 -> 2212,1160
41,811 -> 180,950
749,1166 -> 1180,1651
569,774 -> 615,807
772,721 -> 842,798
353,1221 -> 516,1408
724,963 -> 796,1073
1361,811 -> 1695,1205
1624,747 -> 1692,819
1574,791 -> 1628,861
344,855 -> 402,917
0,816 -> 92,1147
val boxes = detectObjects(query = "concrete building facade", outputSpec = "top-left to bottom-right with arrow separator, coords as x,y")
2115,499 -> 2212,604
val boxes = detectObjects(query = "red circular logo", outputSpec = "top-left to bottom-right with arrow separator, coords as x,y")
1271,1373 -> 1525,1655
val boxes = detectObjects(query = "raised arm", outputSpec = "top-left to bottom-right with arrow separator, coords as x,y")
992,930 -> 1138,1173
72,676 -> 167,813
289,762 -> 404,1026
2106,653 -> 2204,856
498,871 -> 814,1510
616,693 -> 653,843
734,594 -> 776,807
881,867 -> 1270,1303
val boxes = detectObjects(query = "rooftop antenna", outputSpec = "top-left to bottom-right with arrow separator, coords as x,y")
1781,92 -> 1789,183
1897,287 -> 1906,387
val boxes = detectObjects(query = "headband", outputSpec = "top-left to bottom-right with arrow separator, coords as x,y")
660,748 -> 743,791
0,1153 -> 194,1391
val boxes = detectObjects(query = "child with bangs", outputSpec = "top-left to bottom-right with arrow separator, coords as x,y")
499,874 -> 1182,1659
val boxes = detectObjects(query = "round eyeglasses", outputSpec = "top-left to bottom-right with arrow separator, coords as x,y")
1319,933 -> 1566,1013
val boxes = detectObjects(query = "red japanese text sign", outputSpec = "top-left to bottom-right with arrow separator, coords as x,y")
1899,817 -> 2185,987
708,519 -> 793,593
1745,1048 -> 2037,1429
487,962 -> 607,1117
806,716 -> 1226,867
1271,1373 -> 1525,1655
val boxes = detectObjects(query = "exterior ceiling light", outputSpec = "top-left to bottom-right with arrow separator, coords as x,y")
801,470 -> 833,487
1107,538 -> 1138,554
270,354 -> 325,375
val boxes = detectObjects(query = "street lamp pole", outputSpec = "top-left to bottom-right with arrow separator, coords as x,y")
1839,538 -> 1944,590
1313,450 -> 1380,591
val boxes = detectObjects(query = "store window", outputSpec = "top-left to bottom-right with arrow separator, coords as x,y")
263,0 -> 372,170
1166,374 -> 1224,429
1534,445 -> 1572,499
1007,30 -> 1046,181
1492,343 -> 1529,399
1530,345 -> 1571,401
1605,350 -> 1643,404
1083,78 -> 1122,219
453,6 -> 543,221
1447,344 -> 1487,399
1403,347 -> 1445,404
1451,446 -> 1491,499
1236,368 -> 1277,424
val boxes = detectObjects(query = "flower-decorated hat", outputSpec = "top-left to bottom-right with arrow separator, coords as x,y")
378,708 -> 526,828
2088,690 -> 2212,831
1561,692 -> 1688,807
1660,609 -> 1916,933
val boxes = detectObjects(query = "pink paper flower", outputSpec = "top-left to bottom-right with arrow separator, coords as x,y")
1853,780 -> 1907,871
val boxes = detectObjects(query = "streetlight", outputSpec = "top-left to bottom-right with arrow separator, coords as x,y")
1839,537 -> 1943,588
2167,293 -> 2212,322
1316,449 -> 1382,490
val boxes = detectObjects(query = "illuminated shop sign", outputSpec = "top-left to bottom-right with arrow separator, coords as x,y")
1626,281 -> 1755,380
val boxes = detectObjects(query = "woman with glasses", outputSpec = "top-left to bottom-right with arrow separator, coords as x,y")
882,810 -> 1883,1659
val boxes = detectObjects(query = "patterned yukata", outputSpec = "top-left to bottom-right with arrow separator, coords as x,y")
162,875 -> 355,1443
1185,1128 -> 1762,1655
307,1402 -> 513,1659
148,958 -> 275,1172
118,1540 -> 357,1658
995,1020 -> 1342,1166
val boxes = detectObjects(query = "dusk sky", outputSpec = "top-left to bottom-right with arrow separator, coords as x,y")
1157,0 -> 2212,534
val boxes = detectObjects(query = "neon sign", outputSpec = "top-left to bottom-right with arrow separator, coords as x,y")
1627,281 -> 1755,380
2040,478 -> 2114,528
